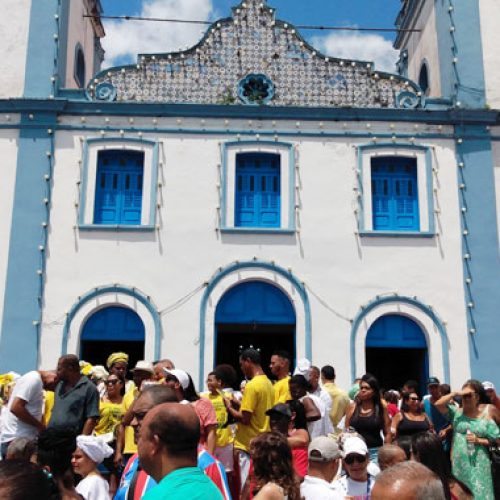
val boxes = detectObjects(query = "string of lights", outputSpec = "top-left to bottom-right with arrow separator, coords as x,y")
83,14 -> 421,33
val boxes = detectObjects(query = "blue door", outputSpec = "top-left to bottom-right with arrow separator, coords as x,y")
235,153 -> 281,228
80,306 -> 145,368
215,281 -> 296,379
365,314 -> 429,393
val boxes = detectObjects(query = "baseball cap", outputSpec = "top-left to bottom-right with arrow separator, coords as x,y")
266,403 -> 292,419
342,436 -> 368,457
427,377 -> 440,386
163,368 -> 190,389
483,381 -> 495,391
308,436 -> 341,462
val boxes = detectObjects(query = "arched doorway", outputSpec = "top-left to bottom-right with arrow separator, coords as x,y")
215,281 -> 296,379
80,306 -> 145,369
365,314 -> 429,393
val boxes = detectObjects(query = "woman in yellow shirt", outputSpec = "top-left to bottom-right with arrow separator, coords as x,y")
94,374 -> 125,497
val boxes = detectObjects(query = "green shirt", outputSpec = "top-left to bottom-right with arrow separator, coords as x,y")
143,467 -> 223,500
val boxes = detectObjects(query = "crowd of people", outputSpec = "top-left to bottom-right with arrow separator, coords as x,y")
0,349 -> 498,499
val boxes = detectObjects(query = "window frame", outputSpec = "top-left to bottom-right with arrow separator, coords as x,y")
79,138 -> 159,231
220,141 -> 296,234
74,43 -> 86,89
357,144 -> 435,237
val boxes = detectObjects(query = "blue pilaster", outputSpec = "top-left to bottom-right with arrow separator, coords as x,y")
23,0 -> 61,98
434,0 -> 486,108
0,114 -> 55,372
455,125 -> 500,387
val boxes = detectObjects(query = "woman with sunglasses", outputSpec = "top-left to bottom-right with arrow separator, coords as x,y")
435,379 -> 499,500
93,374 -> 125,497
345,374 -> 391,463
391,391 -> 433,439
332,435 -> 375,498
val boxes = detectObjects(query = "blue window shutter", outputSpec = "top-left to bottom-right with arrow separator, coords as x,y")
235,153 -> 280,228
371,158 -> 419,231
94,151 -> 144,225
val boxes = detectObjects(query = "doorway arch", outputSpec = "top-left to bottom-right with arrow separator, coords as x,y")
365,314 -> 429,393
80,305 -> 145,369
215,280 -> 296,379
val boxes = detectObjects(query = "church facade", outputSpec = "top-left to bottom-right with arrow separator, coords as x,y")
0,0 -> 498,390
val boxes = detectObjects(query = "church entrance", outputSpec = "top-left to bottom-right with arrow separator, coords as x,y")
215,281 -> 296,382
365,314 -> 429,394
80,306 -> 145,370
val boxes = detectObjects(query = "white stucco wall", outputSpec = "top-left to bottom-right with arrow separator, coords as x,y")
0,128 -> 20,338
479,0 -> 500,109
399,0 -> 442,98
0,0 -> 31,98
39,118 -> 470,389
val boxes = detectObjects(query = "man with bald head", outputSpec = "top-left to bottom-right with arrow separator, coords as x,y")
371,461 -> 446,500
138,403 -> 223,499
377,444 -> 407,471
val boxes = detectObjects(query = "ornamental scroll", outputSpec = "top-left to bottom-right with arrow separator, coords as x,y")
87,0 -> 422,109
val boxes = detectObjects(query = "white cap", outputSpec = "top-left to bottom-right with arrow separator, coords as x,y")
130,360 -> 154,374
308,436 -> 341,462
342,436 -> 368,457
483,381 -> 495,391
164,368 -> 190,390
293,358 -> 311,380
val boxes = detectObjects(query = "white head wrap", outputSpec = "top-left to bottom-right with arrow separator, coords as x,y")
76,435 -> 113,464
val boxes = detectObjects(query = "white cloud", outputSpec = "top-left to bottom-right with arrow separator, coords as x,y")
311,32 -> 400,73
101,0 -> 215,68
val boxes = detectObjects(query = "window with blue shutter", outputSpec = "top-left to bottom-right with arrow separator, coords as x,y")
371,157 -> 419,231
235,153 -> 281,228
94,150 -> 144,225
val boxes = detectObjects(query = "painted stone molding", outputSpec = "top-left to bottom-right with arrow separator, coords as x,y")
87,0 -> 422,108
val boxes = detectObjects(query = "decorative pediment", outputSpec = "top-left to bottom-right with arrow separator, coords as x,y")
88,0 -> 422,109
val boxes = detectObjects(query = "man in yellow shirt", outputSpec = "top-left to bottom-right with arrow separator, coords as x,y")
270,350 -> 292,404
321,365 -> 350,437
224,348 -> 274,492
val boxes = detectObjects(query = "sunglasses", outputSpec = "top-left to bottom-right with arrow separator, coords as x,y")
105,379 -> 120,385
462,393 -> 476,400
409,397 -> 420,401
345,454 -> 367,465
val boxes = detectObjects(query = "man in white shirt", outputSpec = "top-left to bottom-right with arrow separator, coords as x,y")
0,370 -> 57,458
301,436 -> 343,500
310,366 -> 334,435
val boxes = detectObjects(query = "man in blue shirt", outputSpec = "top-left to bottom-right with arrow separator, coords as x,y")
423,377 -> 451,450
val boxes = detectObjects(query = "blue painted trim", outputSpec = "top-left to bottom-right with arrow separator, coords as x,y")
78,225 -> 156,232
220,228 -> 295,235
454,125 -> 500,388
357,143 -> 435,235
350,295 -> 450,384
23,0 -> 60,98
220,141 -> 295,232
0,113 -> 56,372
79,137 -> 158,228
61,285 -> 161,360
358,231 -> 435,238
2,99 -> 499,124
198,260 -> 311,388
57,0 -> 70,94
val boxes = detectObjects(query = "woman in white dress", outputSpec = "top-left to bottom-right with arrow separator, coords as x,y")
71,435 -> 113,500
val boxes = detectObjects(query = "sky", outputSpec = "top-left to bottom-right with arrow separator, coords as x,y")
99,0 -> 402,72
